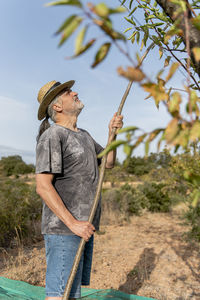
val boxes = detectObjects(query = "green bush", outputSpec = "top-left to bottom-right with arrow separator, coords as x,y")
138,182 -> 172,212
102,182 -> 172,218
185,204 -> 200,242
0,155 -> 35,177
0,177 -> 42,247
120,183 -> 148,215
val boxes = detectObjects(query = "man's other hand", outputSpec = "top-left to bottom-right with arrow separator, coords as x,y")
108,112 -> 123,134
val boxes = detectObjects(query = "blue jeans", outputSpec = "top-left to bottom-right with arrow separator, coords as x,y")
44,234 -> 94,298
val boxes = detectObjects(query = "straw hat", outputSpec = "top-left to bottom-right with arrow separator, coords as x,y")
37,80 -> 75,120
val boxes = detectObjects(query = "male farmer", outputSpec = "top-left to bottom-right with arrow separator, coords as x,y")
35,80 -> 123,300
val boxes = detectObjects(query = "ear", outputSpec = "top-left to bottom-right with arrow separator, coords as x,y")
53,102 -> 62,113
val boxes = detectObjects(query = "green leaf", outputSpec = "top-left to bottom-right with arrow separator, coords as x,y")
145,140 -> 149,156
124,17 -> 136,25
128,7 -> 137,17
58,16 -> 82,46
136,31 -> 140,44
91,42 -> 111,68
117,126 -> 138,134
124,27 -> 132,33
129,0 -> 134,9
109,6 -> 127,14
191,15 -> 200,30
75,26 -> 87,54
69,39 -> 95,58
55,15 -> 77,35
98,140 -> 126,158
192,190 -> 200,207
123,144 -> 132,157
45,0 -> 82,8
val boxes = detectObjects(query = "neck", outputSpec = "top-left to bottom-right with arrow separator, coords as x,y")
56,115 -> 78,132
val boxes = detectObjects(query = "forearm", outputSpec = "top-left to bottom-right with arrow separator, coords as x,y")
106,133 -> 116,168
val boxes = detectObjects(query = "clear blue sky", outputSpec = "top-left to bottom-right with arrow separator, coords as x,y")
1,0 -> 183,164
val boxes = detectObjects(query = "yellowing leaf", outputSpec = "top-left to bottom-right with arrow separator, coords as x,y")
164,56 -> 171,67
192,47 -> 200,62
91,42 -> 111,68
168,92 -> 182,115
132,133 -> 147,150
190,121 -> 200,141
142,82 -> 168,108
148,128 -> 164,142
109,6 -> 127,14
165,62 -> 179,82
165,118 -> 179,143
159,47 -> 163,59
117,66 -> 145,82
75,26 -> 87,54
93,19 -> 125,41
94,3 -> 109,18
173,128 -> 189,148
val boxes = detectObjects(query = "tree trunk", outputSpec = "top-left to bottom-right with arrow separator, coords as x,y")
156,0 -> 200,79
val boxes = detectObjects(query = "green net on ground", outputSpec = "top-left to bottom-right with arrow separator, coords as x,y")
0,277 -> 156,300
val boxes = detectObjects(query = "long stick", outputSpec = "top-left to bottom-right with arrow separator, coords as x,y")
62,80 -> 133,300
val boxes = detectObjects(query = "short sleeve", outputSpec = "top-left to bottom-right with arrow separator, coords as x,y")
36,131 -> 62,174
92,138 -> 104,166
93,139 -> 104,155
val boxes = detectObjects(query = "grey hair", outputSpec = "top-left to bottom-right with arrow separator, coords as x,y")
36,94 -> 62,142
47,95 -> 62,122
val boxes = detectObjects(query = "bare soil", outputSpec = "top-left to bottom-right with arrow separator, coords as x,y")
1,210 -> 200,300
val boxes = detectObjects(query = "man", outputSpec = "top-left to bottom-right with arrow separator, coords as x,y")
36,80 -> 123,300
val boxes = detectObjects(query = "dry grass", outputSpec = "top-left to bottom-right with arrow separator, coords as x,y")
1,208 -> 200,300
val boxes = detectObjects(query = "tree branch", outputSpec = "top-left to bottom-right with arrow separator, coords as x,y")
156,0 -> 200,79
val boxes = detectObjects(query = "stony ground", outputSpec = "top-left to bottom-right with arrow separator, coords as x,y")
1,210 -> 200,300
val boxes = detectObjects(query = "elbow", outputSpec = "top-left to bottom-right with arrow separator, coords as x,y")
36,185 -> 43,197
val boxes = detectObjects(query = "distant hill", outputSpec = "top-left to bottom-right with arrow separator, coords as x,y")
0,145 -> 35,164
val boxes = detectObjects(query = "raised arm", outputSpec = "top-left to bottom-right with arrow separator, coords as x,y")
106,113 -> 123,169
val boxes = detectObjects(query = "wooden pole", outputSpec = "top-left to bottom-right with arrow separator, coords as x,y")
62,80 -> 133,300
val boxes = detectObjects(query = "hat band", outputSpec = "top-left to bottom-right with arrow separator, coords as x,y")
44,81 -> 61,99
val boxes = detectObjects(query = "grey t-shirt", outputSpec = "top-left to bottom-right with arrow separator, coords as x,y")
35,124 -> 103,235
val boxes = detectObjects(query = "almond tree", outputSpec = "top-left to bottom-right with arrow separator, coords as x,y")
46,0 -> 200,206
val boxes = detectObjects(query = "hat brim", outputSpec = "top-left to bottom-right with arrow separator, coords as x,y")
38,80 -> 75,120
